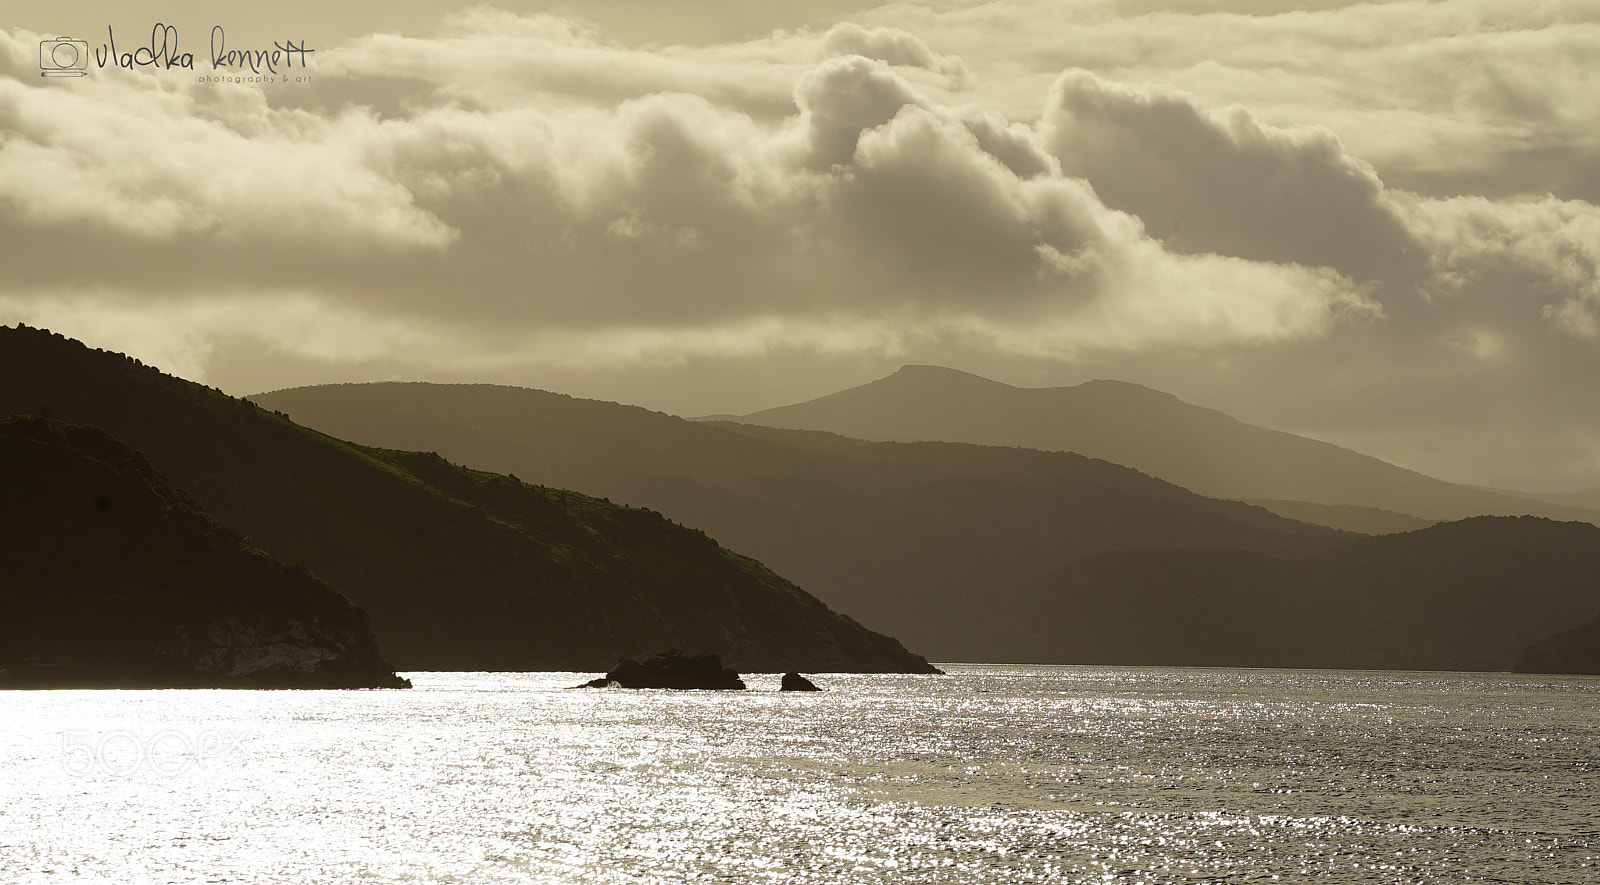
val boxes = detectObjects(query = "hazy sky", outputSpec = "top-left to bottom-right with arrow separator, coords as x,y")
3,1 -> 1598,491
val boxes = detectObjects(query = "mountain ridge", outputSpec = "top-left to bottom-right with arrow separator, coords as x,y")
725,366 -> 1600,525
0,325 -> 935,674
254,379 -> 1363,659
252,377 -> 1600,671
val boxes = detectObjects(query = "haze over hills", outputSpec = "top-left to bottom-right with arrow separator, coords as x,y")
253,381 -> 1352,657
725,366 -> 1600,529
1499,486 -> 1600,513
0,415 -> 407,689
0,325 -> 934,674
248,378 -> 1600,669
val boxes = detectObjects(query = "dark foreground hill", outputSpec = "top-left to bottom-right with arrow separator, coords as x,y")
0,326 -> 934,673
729,365 -> 1600,527
0,416 -> 407,688
250,380 -> 1350,659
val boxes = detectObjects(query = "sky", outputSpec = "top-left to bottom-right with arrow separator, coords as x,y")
2,1 -> 1598,492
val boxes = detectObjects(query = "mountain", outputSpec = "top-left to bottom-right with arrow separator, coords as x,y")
251,380 -> 1357,660
0,325 -> 934,674
0,416 -> 407,688
1238,499 -> 1437,535
989,516 -> 1600,671
1516,608 -> 1600,675
1510,486 -> 1600,513
726,365 -> 1600,526
250,379 -> 1600,671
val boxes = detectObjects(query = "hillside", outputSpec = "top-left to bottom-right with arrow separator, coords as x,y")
1516,610 -> 1600,675
0,416 -> 407,688
1239,500 -> 1437,535
1512,486 -> 1600,513
990,516 -> 1600,671
251,380 -> 1354,659
0,325 -> 934,673
727,366 -> 1600,526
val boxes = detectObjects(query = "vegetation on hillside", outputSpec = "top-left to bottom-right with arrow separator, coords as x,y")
0,416 -> 407,688
0,325 -> 935,673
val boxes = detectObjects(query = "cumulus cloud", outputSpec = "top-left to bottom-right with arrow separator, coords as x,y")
1042,70 -> 1421,284
1407,195 -> 1600,339
818,22 -> 970,85
0,25 -> 1369,358
859,0 -> 1600,201
0,39 -> 454,251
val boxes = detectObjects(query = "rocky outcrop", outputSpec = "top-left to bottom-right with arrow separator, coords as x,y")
0,416 -> 408,689
582,650 -> 745,689
780,672 -> 821,691
166,617 -> 410,688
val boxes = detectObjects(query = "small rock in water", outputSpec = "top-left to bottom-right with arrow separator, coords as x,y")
780,672 -> 821,691
578,649 -> 745,690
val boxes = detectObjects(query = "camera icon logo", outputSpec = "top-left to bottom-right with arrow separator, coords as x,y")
40,37 -> 90,77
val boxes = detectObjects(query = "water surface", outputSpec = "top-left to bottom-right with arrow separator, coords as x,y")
3,665 -> 1597,883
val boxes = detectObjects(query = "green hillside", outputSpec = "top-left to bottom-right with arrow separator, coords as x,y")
0,325 -> 935,673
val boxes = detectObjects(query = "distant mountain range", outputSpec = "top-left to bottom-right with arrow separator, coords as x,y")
0,326 -> 935,674
0,415 -> 406,689
253,381 -> 1347,658
990,515 -> 1600,671
725,365 -> 1600,529
253,379 -> 1600,670
1492,485 -> 1600,514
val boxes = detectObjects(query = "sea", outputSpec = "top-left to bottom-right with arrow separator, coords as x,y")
2,665 -> 1596,884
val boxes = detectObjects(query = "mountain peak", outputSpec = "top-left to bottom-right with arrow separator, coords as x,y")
880,365 -> 1014,389
881,367 -> 1167,400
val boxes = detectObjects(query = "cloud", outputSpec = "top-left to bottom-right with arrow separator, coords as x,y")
1407,194 -> 1600,339
858,0 -> 1600,201
0,37 -> 454,252
320,8 -> 803,117
792,54 -> 929,167
0,26 -> 1370,364
1041,70 -> 1421,284
3,5 -> 1599,489
817,22 -> 970,85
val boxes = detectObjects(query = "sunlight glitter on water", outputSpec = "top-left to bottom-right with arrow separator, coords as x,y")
3,666 -> 1598,884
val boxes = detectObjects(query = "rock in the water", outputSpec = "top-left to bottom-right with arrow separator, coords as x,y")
588,650 -> 745,689
780,672 -> 821,691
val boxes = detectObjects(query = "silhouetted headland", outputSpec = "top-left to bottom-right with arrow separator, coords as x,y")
0,415 -> 407,689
